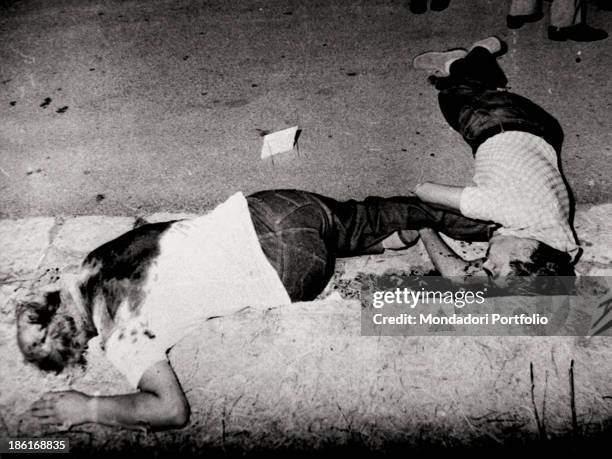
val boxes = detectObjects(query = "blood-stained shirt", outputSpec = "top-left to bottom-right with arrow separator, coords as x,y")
94,192 -> 291,388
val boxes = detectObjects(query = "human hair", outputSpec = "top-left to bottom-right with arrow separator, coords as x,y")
506,242 -> 575,295
16,290 -> 89,373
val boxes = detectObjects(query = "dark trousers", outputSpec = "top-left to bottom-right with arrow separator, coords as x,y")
247,190 -> 492,301
435,47 -> 564,154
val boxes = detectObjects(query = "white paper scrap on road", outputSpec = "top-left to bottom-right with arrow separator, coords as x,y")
261,126 -> 299,159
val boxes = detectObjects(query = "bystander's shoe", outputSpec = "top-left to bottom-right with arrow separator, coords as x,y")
430,0 -> 450,11
597,0 -> 612,11
506,12 -> 544,29
548,23 -> 608,41
409,0 -> 427,14
412,49 -> 467,76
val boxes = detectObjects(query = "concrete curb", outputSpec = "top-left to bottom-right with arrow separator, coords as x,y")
2,204 -> 611,279
1,205 -> 612,450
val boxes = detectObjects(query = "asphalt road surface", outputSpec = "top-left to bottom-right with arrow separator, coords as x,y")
1,0 -> 610,217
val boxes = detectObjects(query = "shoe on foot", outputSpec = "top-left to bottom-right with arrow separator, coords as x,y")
469,36 -> 504,54
409,0 -> 427,14
412,48 -> 467,76
598,0 -> 612,11
506,12 -> 544,29
430,0 -> 451,12
548,23 -> 608,42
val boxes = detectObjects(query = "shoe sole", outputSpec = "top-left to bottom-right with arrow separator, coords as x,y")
470,36 -> 503,54
412,49 -> 467,75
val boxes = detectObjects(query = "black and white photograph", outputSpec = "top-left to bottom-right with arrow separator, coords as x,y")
1,0 -> 611,457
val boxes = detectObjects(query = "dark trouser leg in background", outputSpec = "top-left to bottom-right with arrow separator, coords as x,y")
247,190 -> 492,301
548,0 -> 608,41
434,47 -> 508,137
435,47 -> 564,154
442,46 -> 508,89
312,194 -> 492,255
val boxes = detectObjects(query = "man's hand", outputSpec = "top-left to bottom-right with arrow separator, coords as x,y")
31,361 -> 190,431
418,228 -> 487,284
31,391 -> 92,429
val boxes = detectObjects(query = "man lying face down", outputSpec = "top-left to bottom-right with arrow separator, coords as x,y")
412,36 -> 579,288
17,187 -> 574,430
18,189 -> 502,430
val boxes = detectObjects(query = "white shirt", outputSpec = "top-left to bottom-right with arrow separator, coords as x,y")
459,131 -> 579,258
103,192 -> 291,387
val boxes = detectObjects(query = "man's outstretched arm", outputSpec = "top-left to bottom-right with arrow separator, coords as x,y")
415,182 -> 464,212
418,228 -> 488,284
31,360 -> 190,430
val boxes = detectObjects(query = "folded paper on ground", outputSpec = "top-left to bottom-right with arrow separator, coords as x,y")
261,126 -> 299,159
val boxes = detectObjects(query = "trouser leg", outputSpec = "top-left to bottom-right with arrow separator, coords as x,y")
247,190 -> 334,301
435,46 -> 563,154
438,84 -> 564,154
313,194 -> 493,257
431,48 -> 508,140
443,47 -> 508,90
434,48 -> 504,145
551,0 -> 582,27
509,0 -> 539,15
247,190 -> 492,301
